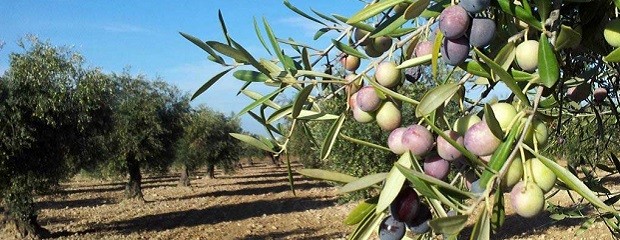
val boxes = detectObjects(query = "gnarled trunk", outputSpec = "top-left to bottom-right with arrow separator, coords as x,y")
206,164 -> 215,179
178,164 -> 190,187
125,154 -> 143,200
1,189 -> 50,239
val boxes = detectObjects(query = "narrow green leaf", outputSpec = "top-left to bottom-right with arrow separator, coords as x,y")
206,41 -> 248,63
347,0 -> 405,24
376,152 -> 413,214
344,197 -> 378,225
397,54 -> 433,69
368,79 -> 420,105
241,89 -> 281,109
533,0 -> 551,21
191,68 -> 233,100
179,32 -> 225,64
314,28 -> 331,40
285,153 -> 296,196
480,124 -> 519,187
236,88 -> 286,118
432,30 -> 443,81
483,104 -> 505,139
404,0 -> 430,19
496,0 -> 542,30
267,105 -> 292,123
217,10 -> 231,45
230,133 -> 275,153
297,168 -> 358,183
311,8 -> 339,24
494,41 -> 516,72
396,163 -> 476,199
228,37 -> 272,76
525,145 -> 618,213
370,11 -> 408,38
233,70 -> 269,82
470,208 -> 490,240
604,47 -> 620,62
292,85 -> 314,118
253,17 -> 272,55
538,33 -> 560,88
247,111 -> 282,136
320,114 -> 346,160
263,17 -> 286,66
333,14 -> 375,32
295,70 -> 346,81
416,83 -> 460,118
331,39 -> 368,59
555,25 -> 582,50
473,48 -> 530,106
284,0 -> 326,26
297,110 -> 340,121
428,215 -> 469,236
459,60 -> 491,79
491,188 -> 505,233
339,133 -> 392,152
339,173 -> 388,194
301,48 -> 312,71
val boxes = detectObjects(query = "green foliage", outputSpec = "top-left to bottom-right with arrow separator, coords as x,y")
175,106 -> 242,173
0,37 -> 114,226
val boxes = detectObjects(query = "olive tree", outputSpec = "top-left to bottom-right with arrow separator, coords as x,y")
182,1 -> 620,238
0,38 -> 114,238
101,72 -> 189,199
175,106 -> 241,186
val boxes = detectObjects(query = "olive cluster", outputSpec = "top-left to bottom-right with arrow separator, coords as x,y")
379,187 -> 432,240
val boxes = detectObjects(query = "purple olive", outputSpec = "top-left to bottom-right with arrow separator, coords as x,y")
379,215 -> 406,240
441,36 -> 471,66
388,127 -> 408,155
389,187 -> 420,222
356,86 -> 381,112
406,203 -> 432,234
401,125 -> 434,157
439,5 -> 471,39
459,0 -> 490,14
436,130 -> 464,161
464,121 -> 501,156
424,155 -> 451,180
468,17 -> 496,47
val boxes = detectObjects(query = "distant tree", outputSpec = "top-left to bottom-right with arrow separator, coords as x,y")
101,72 -> 189,199
175,106 -> 241,186
0,38 -> 114,238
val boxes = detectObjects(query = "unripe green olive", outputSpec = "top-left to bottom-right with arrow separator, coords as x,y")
604,19 -> 620,48
523,118 -> 548,147
376,101 -> 402,131
342,55 -> 360,72
375,62 -> 402,88
501,157 -> 523,190
453,115 -> 481,135
525,158 -> 556,193
485,102 -> 517,132
515,40 -> 539,72
510,181 -> 545,218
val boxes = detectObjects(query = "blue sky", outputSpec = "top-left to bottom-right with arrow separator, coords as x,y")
0,1 -> 361,134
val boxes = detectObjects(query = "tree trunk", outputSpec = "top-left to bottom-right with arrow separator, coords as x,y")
206,164 -> 215,179
125,154 -> 144,200
178,164 -> 191,187
1,193 -> 50,239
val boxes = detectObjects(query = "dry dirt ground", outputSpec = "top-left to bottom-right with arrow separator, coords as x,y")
14,159 -> 617,239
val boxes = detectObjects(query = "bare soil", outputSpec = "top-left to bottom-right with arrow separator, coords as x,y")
8,159 -> 617,239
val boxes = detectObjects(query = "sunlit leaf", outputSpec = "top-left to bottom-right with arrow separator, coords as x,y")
470,208 -> 490,240
404,0 -> 430,19
253,17 -> 272,55
206,41 -> 248,63
331,39 -> 368,59
347,0 -> 406,24
230,133 -> 275,153
396,163 -> 476,199
284,0 -> 326,26
241,89 -> 281,109
429,215 -> 469,236
538,33 -> 559,88
376,152 -> 413,214
179,32 -> 225,64
297,168 -> 358,183
397,54 -> 433,69
191,68 -> 233,100
604,47 -> 620,62
473,48 -> 530,106
233,70 -> 269,82
339,173 -> 388,194
292,85 -> 314,118
320,114 -> 346,160
370,11 -> 408,38
483,104 -> 505,138
526,145 -> 618,213
339,133 -> 392,152
344,197 -> 378,225
555,25 -> 582,50
416,83 -> 460,117
235,88 -> 286,118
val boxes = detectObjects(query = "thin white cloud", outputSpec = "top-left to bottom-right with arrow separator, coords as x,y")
101,23 -> 151,33
278,16 -> 324,37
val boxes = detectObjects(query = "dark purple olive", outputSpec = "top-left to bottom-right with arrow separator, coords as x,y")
379,215 -> 406,240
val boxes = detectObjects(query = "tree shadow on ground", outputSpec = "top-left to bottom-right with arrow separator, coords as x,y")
238,227 -> 345,240
36,197 -> 115,210
79,196 -> 335,235
461,211 -> 591,239
162,182 -> 332,202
